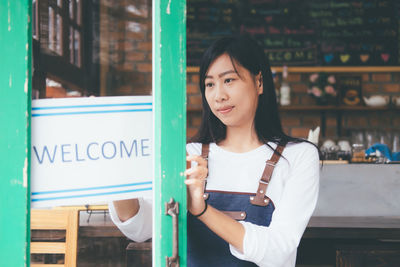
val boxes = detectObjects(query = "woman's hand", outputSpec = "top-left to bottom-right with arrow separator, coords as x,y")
184,155 -> 208,215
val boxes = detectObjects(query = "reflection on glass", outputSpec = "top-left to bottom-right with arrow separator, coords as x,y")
393,132 -> 400,153
48,6 -> 55,51
56,14 -> 62,54
33,0 -> 152,99
31,0 -> 153,265
69,0 -> 74,20
365,130 -> 378,148
33,0 -> 37,38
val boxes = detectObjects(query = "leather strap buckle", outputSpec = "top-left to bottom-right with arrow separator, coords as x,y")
222,211 -> 247,221
250,195 -> 270,206
265,160 -> 276,166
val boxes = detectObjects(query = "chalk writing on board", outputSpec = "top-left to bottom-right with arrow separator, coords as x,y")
187,0 -> 400,66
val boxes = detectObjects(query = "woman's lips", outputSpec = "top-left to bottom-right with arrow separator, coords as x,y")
217,106 -> 234,114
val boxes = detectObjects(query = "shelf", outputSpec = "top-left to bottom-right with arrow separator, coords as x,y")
186,66 -> 400,73
187,105 -> 400,112
279,105 -> 400,111
186,105 -> 398,138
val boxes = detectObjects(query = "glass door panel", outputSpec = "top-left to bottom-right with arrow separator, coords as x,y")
31,1 -> 154,266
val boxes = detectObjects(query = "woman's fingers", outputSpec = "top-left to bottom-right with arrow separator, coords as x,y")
184,165 -> 207,179
186,154 -> 207,167
185,154 -> 208,180
184,178 -> 206,185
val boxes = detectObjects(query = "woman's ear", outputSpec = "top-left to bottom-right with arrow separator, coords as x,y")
256,72 -> 263,95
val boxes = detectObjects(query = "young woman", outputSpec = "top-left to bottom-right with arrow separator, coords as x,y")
109,36 -> 320,267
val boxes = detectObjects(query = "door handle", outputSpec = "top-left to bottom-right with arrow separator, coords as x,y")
165,198 -> 179,267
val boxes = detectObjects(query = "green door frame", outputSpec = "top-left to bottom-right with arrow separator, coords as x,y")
0,0 -> 187,266
0,0 -> 32,266
153,0 -> 187,266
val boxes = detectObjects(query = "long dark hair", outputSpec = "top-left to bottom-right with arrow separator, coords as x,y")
191,35 -> 314,150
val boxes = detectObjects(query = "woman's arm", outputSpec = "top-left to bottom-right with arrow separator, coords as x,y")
109,198 -> 153,242
112,199 -> 140,222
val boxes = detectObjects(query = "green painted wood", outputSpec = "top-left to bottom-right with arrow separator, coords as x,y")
153,0 -> 187,266
0,0 -> 32,266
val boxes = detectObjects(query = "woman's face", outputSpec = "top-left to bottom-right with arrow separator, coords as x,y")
204,54 -> 263,129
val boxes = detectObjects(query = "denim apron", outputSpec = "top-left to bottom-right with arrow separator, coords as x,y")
187,144 -> 285,267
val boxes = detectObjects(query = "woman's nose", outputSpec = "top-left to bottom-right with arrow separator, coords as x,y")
214,84 -> 228,102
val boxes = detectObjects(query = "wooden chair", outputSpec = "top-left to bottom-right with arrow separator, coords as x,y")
30,209 -> 79,267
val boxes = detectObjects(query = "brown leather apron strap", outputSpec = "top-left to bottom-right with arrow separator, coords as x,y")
201,143 -> 210,200
200,143 -> 285,219
222,211 -> 247,221
201,143 -> 209,160
250,145 -> 285,206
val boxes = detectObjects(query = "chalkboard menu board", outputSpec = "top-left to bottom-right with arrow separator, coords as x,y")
187,0 -> 400,67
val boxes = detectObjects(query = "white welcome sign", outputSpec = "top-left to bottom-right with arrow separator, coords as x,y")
31,96 -> 152,208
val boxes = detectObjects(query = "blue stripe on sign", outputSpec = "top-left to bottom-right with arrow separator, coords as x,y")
32,108 -> 152,117
32,102 -> 152,110
31,187 -> 153,202
32,181 -> 153,195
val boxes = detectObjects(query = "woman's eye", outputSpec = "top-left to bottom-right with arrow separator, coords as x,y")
224,78 -> 234,84
205,82 -> 214,88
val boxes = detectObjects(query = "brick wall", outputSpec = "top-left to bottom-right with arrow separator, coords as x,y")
100,0 -> 152,96
186,71 -> 400,140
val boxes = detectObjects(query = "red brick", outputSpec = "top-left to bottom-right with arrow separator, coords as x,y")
109,32 -> 124,40
126,51 -> 146,61
191,74 -> 200,83
291,127 -> 310,138
325,127 -> 337,137
393,117 -> 400,127
371,74 -> 391,82
362,84 -> 381,94
369,114 -> 390,127
125,31 -> 145,40
114,64 -> 128,72
135,86 -> 151,95
283,126 -> 290,135
121,41 -> 135,51
368,115 -> 380,127
121,62 -> 134,71
145,74 -> 152,84
190,115 -> 202,127
382,84 -> 400,93
289,95 -> 300,105
290,83 -> 308,93
46,86 -> 67,98
362,74 -> 370,82
187,128 -> 198,139
281,116 -> 301,127
302,115 -> 320,126
326,117 -> 337,127
137,63 -> 152,72
137,42 -> 152,51
300,95 -> 316,105
187,84 -> 199,94
393,73 -> 400,83
287,74 -> 301,82
188,95 -> 202,106
147,53 -> 152,60
115,85 -> 132,95
346,116 -> 368,128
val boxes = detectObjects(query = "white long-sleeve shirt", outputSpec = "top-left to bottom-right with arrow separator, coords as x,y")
109,141 -> 320,266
